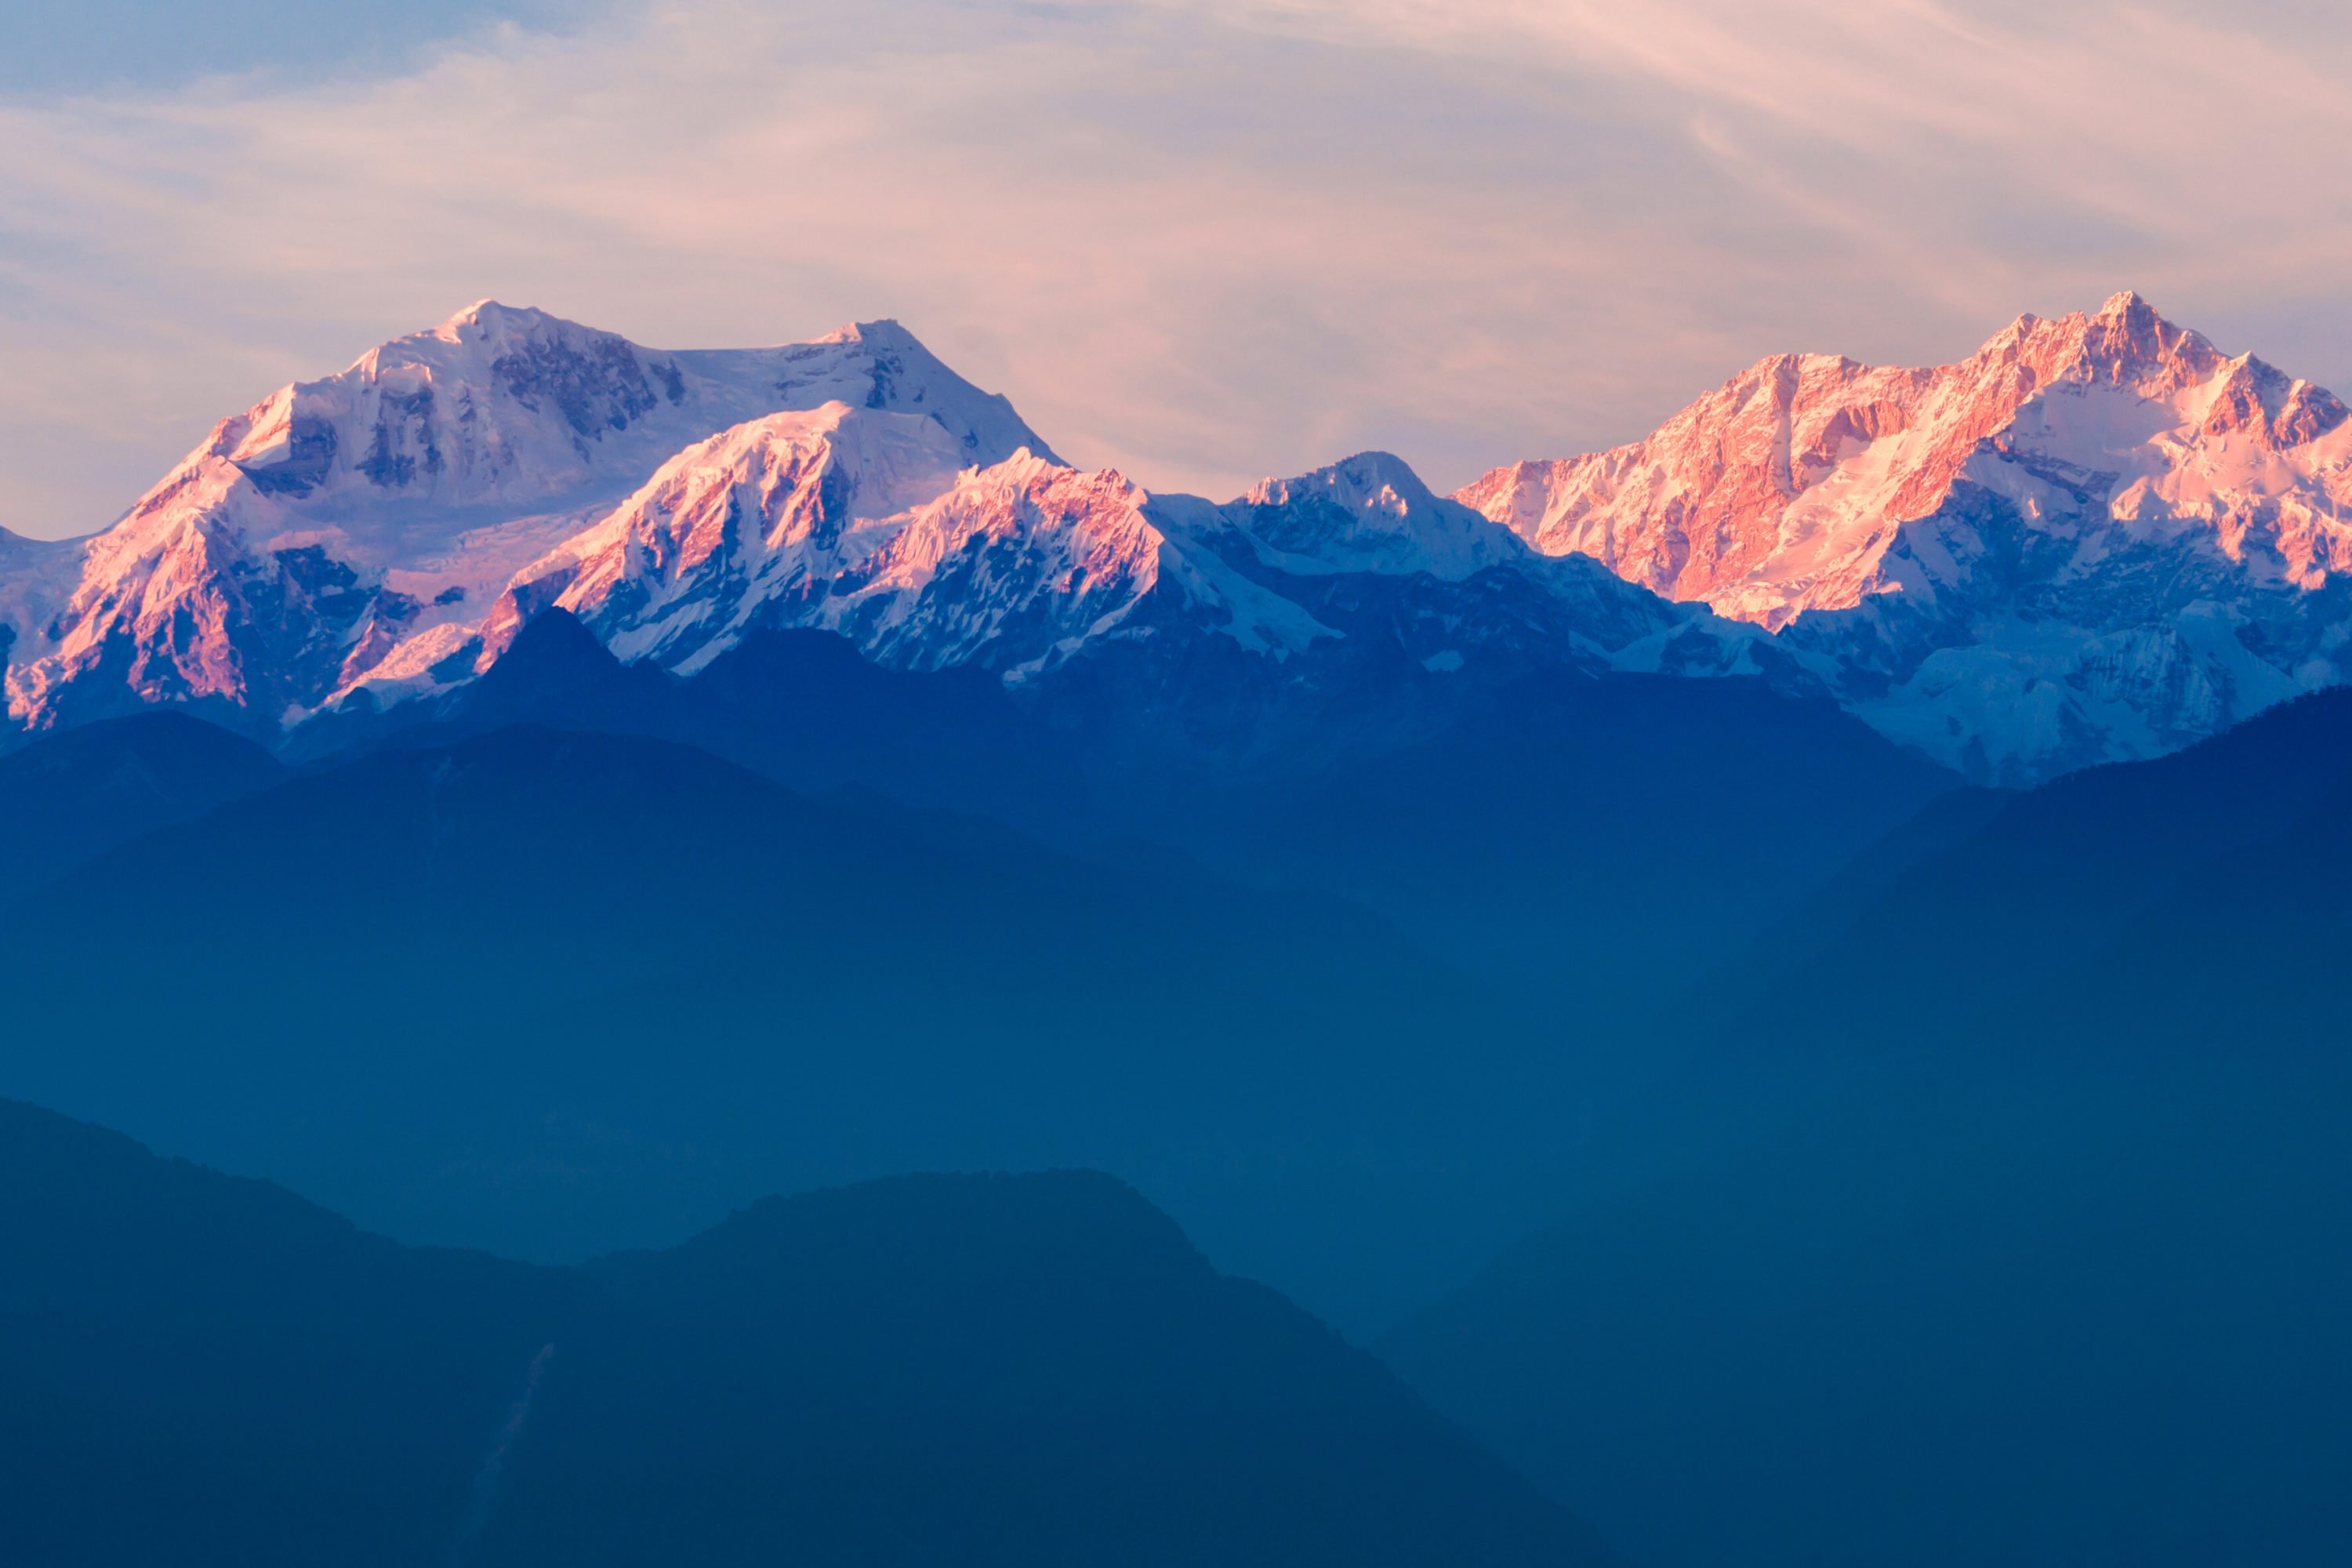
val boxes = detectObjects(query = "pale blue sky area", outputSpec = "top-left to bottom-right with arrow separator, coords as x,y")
4,1 -> 2350,539
0,1 -> 604,93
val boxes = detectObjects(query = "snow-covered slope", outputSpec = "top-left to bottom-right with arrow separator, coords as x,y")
407,402 -> 980,687
0,304 -> 1056,732
1219,452 -> 1527,580
1460,292 -> 2352,781
210,301 -> 1054,517
323,406 -> 1742,716
472,435 -> 1334,693
1193,451 -> 1757,683
0,527 -> 84,678
810,454 -> 1338,677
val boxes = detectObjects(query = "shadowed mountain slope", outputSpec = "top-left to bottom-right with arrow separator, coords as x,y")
1156,669 -> 1958,987
0,1099 -> 1608,1567
293,608 -> 1087,837
1377,689 -> 2352,1568
303,609 -> 1958,996
0,710 -> 284,902
1743,684 -> 2352,1029
0,723 -> 1611,1331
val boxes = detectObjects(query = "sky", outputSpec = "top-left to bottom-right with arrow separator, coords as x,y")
3,0 -> 2350,539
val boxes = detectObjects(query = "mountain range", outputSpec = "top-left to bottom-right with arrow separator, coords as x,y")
6,291 -> 2352,1566
0,710 -> 1605,1327
9,291 -> 2349,782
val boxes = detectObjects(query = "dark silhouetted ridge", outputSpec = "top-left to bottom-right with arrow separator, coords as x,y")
0,710 -> 283,903
0,1098 -> 1610,1567
1380,688 -> 2352,1568
295,609 -> 1085,835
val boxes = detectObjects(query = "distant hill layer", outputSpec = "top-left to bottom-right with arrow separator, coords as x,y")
0,1098 -> 1608,1567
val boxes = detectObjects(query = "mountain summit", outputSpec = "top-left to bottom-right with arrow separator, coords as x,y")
1459,292 -> 2352,779
0,307 -> 1056,733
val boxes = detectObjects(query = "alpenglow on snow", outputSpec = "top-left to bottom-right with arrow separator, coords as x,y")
3,292 -> 2348,783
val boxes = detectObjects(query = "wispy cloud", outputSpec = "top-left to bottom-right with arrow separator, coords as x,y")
2,0 -> 2348,537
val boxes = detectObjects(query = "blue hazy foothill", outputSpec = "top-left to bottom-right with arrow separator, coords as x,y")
0,1098 -> 1606,1566
1,612 -> 2349,1566
1380,687 -> 2352,1568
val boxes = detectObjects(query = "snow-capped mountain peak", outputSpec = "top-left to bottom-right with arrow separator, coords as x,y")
1245,450 -> 1436,514
204,301 -> 697,510
1457,292 -> 2352,780
433,297 -> 550,339
1225,451 -> 1526,580
193,303 -> 1057,522
0,306 -> 1059,731
503,401 -> 980,675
